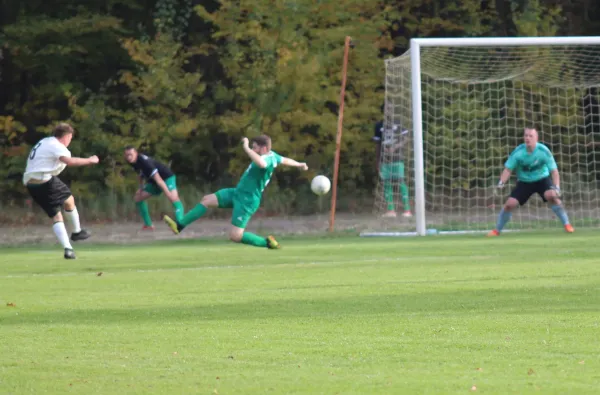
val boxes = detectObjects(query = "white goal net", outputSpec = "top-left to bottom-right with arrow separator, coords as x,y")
368,37 -> 600,236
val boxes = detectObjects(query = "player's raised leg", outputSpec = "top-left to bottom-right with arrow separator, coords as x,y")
134,188 -> 155,229
63,195 -> 91,241
544,189 -> 574,233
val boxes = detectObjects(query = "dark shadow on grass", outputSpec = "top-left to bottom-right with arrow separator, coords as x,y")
2,284 -> 599,326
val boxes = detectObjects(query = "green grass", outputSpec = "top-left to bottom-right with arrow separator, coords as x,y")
1,232 -> 600,394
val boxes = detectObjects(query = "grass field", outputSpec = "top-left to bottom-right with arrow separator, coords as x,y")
1,231 -> 600,394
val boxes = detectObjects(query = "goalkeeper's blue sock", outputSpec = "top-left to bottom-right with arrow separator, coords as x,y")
496,208 -> 512,232
551,204 -> 570,225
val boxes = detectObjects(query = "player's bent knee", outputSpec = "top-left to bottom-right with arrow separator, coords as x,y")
201,194 -> 218,207
228,232 -> 243,243
53,212 -> 64,223
63,195 -> 75,211
503,199 -> 518,211
134,190 -> 146,202
548,196 -> 561,205
228,226 -> 244,243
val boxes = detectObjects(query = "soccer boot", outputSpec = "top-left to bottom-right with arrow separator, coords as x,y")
487,229 -> 500,237
382,211 -> 397,218
64,248 -> 76,259
266,235 -> 280,249
163,215 -> 184,235
71,229 -> 91,242
565,224 -> 575,233
141,225 -> 155,231
402,211 -> 413,218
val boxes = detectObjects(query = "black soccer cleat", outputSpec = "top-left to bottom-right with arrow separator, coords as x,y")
64,248 -> 76,259
71,229 -> 91,242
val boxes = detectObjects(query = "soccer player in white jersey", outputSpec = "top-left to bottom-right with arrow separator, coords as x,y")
23,123 -> 99,259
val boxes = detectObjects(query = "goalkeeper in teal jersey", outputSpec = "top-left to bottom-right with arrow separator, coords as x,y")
488,127 -> 574,236
163,135 -> 308,248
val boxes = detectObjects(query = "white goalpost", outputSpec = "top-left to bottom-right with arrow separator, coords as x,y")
364,36 -> 600,237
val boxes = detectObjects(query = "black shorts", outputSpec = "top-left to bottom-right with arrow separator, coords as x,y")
26,177 -> 72,217
509,177 -> 554,206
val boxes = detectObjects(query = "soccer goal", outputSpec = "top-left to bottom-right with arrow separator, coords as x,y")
364,36 -> 600,237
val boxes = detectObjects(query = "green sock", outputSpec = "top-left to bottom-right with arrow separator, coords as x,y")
384,181 -> 394,211
241,232 -> 268,248
136,201 -> 152,226
173,200 -> 184,222
400,183 -> 410,211
180,203 -> 207,227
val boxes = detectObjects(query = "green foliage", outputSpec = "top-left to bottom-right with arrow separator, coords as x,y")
0,0 -> 598,217
196,0 -> 394,187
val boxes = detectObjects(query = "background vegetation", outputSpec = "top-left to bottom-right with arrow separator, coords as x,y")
2,0 -> 600,221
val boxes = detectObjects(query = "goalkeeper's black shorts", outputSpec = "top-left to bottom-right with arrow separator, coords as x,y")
509,176 -> 554,206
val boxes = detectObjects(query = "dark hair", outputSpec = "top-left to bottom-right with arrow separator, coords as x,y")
251,135 -> 271,148
124,145 -> 137,151
53,123 -> 74,138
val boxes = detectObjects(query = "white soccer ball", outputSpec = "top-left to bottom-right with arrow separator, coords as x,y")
311,175 -> 331,196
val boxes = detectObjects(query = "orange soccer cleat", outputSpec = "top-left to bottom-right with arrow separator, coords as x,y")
564,224 -> 574,233
487,229 -> 500,237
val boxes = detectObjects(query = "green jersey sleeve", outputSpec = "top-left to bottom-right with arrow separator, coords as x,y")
263,151 -> 283,169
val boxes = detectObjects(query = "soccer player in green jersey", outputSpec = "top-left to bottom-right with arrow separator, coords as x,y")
488,127 -> 574,236
373,119 -> 412,218
163,135 -> 308,248
124,146 -> 184,230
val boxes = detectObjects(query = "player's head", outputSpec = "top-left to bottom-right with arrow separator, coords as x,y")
251,135 -> 271,155
124,146 -> 138,163
523,127 -> 538,149
53,123 -> 74,147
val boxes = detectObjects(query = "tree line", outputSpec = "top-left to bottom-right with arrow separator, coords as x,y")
1,0 -> 600,215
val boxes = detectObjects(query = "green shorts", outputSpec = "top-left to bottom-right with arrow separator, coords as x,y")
143,175 -> 178,196
380,161 -> 405,180
215,188 -> 259,228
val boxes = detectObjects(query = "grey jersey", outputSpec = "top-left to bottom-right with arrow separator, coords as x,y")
373,121 -> 409,160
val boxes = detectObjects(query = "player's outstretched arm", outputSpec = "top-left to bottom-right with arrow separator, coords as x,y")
497,168 -> 512,188
60,155 -> 99,167
242,137 -> 268,168
281,157 -> 308,171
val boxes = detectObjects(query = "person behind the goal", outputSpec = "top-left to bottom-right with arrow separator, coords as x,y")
123,146 -> 184,230
23,123 -> 99,259
373,117 -> 412,218
488,127 -> 574,236
163,135 -> 308,249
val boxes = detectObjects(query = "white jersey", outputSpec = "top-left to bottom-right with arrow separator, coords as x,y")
23,137 -> 71,185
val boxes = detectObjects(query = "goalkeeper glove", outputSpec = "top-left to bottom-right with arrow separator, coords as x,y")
497,181 -> 505,189
551,185 -> 561,197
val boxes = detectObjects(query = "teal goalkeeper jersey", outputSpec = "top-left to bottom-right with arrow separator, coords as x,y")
235,151 -> 283,202
504,143 -> 557,183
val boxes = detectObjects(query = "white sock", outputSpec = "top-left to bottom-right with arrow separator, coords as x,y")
53,222 -> 73,249
64,207 -> 82,233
